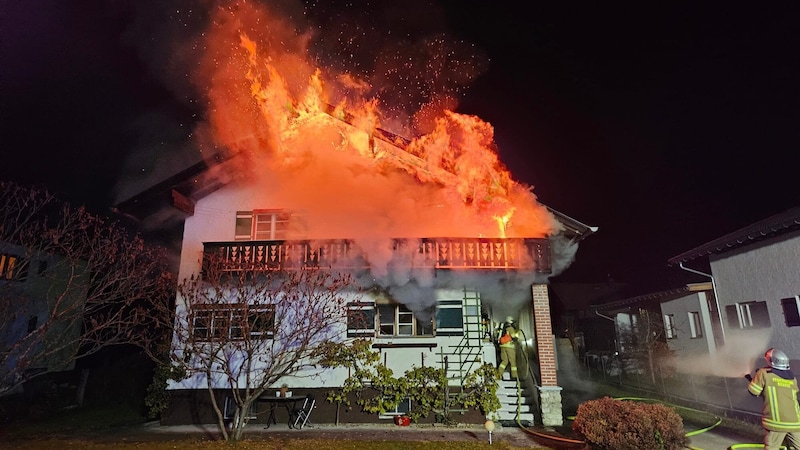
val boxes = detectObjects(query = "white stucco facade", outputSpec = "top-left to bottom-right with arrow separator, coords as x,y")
167,182 -> 503,391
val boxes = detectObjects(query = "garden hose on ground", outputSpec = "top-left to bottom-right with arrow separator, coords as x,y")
496,330 -> 779,448
508,394 -> 780,450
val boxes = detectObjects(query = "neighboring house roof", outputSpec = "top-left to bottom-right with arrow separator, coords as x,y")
591,282 -> 713,313
668,207 -> 800,265
550,281 -> 631,312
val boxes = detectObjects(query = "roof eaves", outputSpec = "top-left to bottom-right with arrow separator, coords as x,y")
590,284 -> 712,312
668,207 -> 800,265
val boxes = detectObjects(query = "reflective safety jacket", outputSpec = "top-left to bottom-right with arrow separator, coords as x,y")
748,367 -> 800,431
497,324 -> 519,348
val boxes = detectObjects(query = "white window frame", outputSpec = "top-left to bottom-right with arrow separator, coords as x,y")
378,397 -> 411,418
435,299 -> 464,336
688,311 -> 703,338
727,301 -> 771,329
235,210 -> 305,241
191,304 -> 275,341
379,304 -> 415,336
347,301 -> 376,337
663,314 -> 675,339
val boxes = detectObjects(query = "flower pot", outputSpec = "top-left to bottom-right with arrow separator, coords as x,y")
394,415 -> 411,426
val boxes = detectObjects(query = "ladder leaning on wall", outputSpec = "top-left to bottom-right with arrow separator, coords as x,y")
437,290 -> 485,409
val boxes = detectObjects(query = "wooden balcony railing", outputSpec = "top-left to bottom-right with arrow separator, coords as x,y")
203,238 -> 551,274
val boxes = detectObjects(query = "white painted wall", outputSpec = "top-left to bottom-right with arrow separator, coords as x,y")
660,291 -> 716,373
168,185 -> 503,390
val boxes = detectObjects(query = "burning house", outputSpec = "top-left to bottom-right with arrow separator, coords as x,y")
115,2 -> 596,427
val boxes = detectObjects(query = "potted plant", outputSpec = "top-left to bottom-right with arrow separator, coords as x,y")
279,383 -> 289,398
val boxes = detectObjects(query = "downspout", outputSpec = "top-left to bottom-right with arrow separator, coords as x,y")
678,262 -> 726,343
595,310 -> 615,322
595,310 -> 620,355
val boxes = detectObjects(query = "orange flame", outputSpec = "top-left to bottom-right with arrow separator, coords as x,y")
201,3 -> 558,241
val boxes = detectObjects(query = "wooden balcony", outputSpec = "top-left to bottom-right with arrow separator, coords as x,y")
203,238 -> 551,274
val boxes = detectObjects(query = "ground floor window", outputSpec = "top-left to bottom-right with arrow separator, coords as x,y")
378,397 -> 411,418
191,303 -> 275,341
346,298 -> 466,337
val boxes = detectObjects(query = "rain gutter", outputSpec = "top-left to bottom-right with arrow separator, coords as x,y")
678,262 -> 726,343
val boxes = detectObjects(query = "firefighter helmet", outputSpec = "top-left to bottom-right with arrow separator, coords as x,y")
765,348 -> 790,370
505,316 -> 515,324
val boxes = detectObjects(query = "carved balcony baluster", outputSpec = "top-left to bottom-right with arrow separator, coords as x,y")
202,238 -> 551,275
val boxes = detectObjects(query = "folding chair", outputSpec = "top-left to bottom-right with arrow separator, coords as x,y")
291,394 -> 315,429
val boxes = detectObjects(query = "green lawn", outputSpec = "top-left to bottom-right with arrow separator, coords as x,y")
1,402 -> 542,450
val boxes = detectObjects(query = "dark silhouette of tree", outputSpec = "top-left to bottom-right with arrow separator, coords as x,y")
0,181 -> 174,395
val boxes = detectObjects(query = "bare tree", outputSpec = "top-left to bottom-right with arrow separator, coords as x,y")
0,181 -> 174,395
615,307 -> 674,384
170,255 -> 357,441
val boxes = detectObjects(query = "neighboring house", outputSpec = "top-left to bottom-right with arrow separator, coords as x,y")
668,206 -> 800,375
0,242 -> 88,395
117,113 -> 596,427
588,283 -> 715,376
657,283 -> 720,372
549,281 -> 630,357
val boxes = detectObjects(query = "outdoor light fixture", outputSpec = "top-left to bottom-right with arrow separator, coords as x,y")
484,419 -> 495,444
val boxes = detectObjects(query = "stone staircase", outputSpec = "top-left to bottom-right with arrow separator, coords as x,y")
494,372 -> 537,425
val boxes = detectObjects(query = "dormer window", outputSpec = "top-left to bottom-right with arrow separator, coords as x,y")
235,210 -> 307,241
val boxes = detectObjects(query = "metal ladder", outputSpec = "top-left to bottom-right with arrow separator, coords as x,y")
437,289 -> 485,390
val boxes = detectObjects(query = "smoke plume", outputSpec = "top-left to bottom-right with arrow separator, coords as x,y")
116,0 -> 578,314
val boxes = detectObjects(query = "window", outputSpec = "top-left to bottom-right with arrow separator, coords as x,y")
781,296 -> 800,327
191,304 -> 275,341
688,311 -> 703,338
435,300 -> 463,336
726,301 -> 771,329
224,396 -> 257,419
347,301 -> 376,337
663,314 -> 676,339
27,316 -> 38,334
235,210 -> 306,240
378,397 -> 411,418
378,304 -> 432,336
0,253 -> 27,281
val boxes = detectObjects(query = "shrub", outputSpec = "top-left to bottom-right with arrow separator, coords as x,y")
572,397 -> 688,450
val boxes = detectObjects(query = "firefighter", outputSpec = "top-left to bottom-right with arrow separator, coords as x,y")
496,316 -> 520,379
746,348 -> 800,450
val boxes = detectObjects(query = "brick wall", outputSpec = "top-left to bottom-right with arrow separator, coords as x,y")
532,284 -> 557,386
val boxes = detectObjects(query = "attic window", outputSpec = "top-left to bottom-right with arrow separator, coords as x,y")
235,210 -> 307,241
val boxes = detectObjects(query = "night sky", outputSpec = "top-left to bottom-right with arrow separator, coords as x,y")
2,1 -> 798,294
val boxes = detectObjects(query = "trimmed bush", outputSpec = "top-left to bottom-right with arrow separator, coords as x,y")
572,397 -> 688,450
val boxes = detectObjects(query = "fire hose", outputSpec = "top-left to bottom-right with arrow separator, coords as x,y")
514,396 -> 780,450
501,333 -> 777,449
